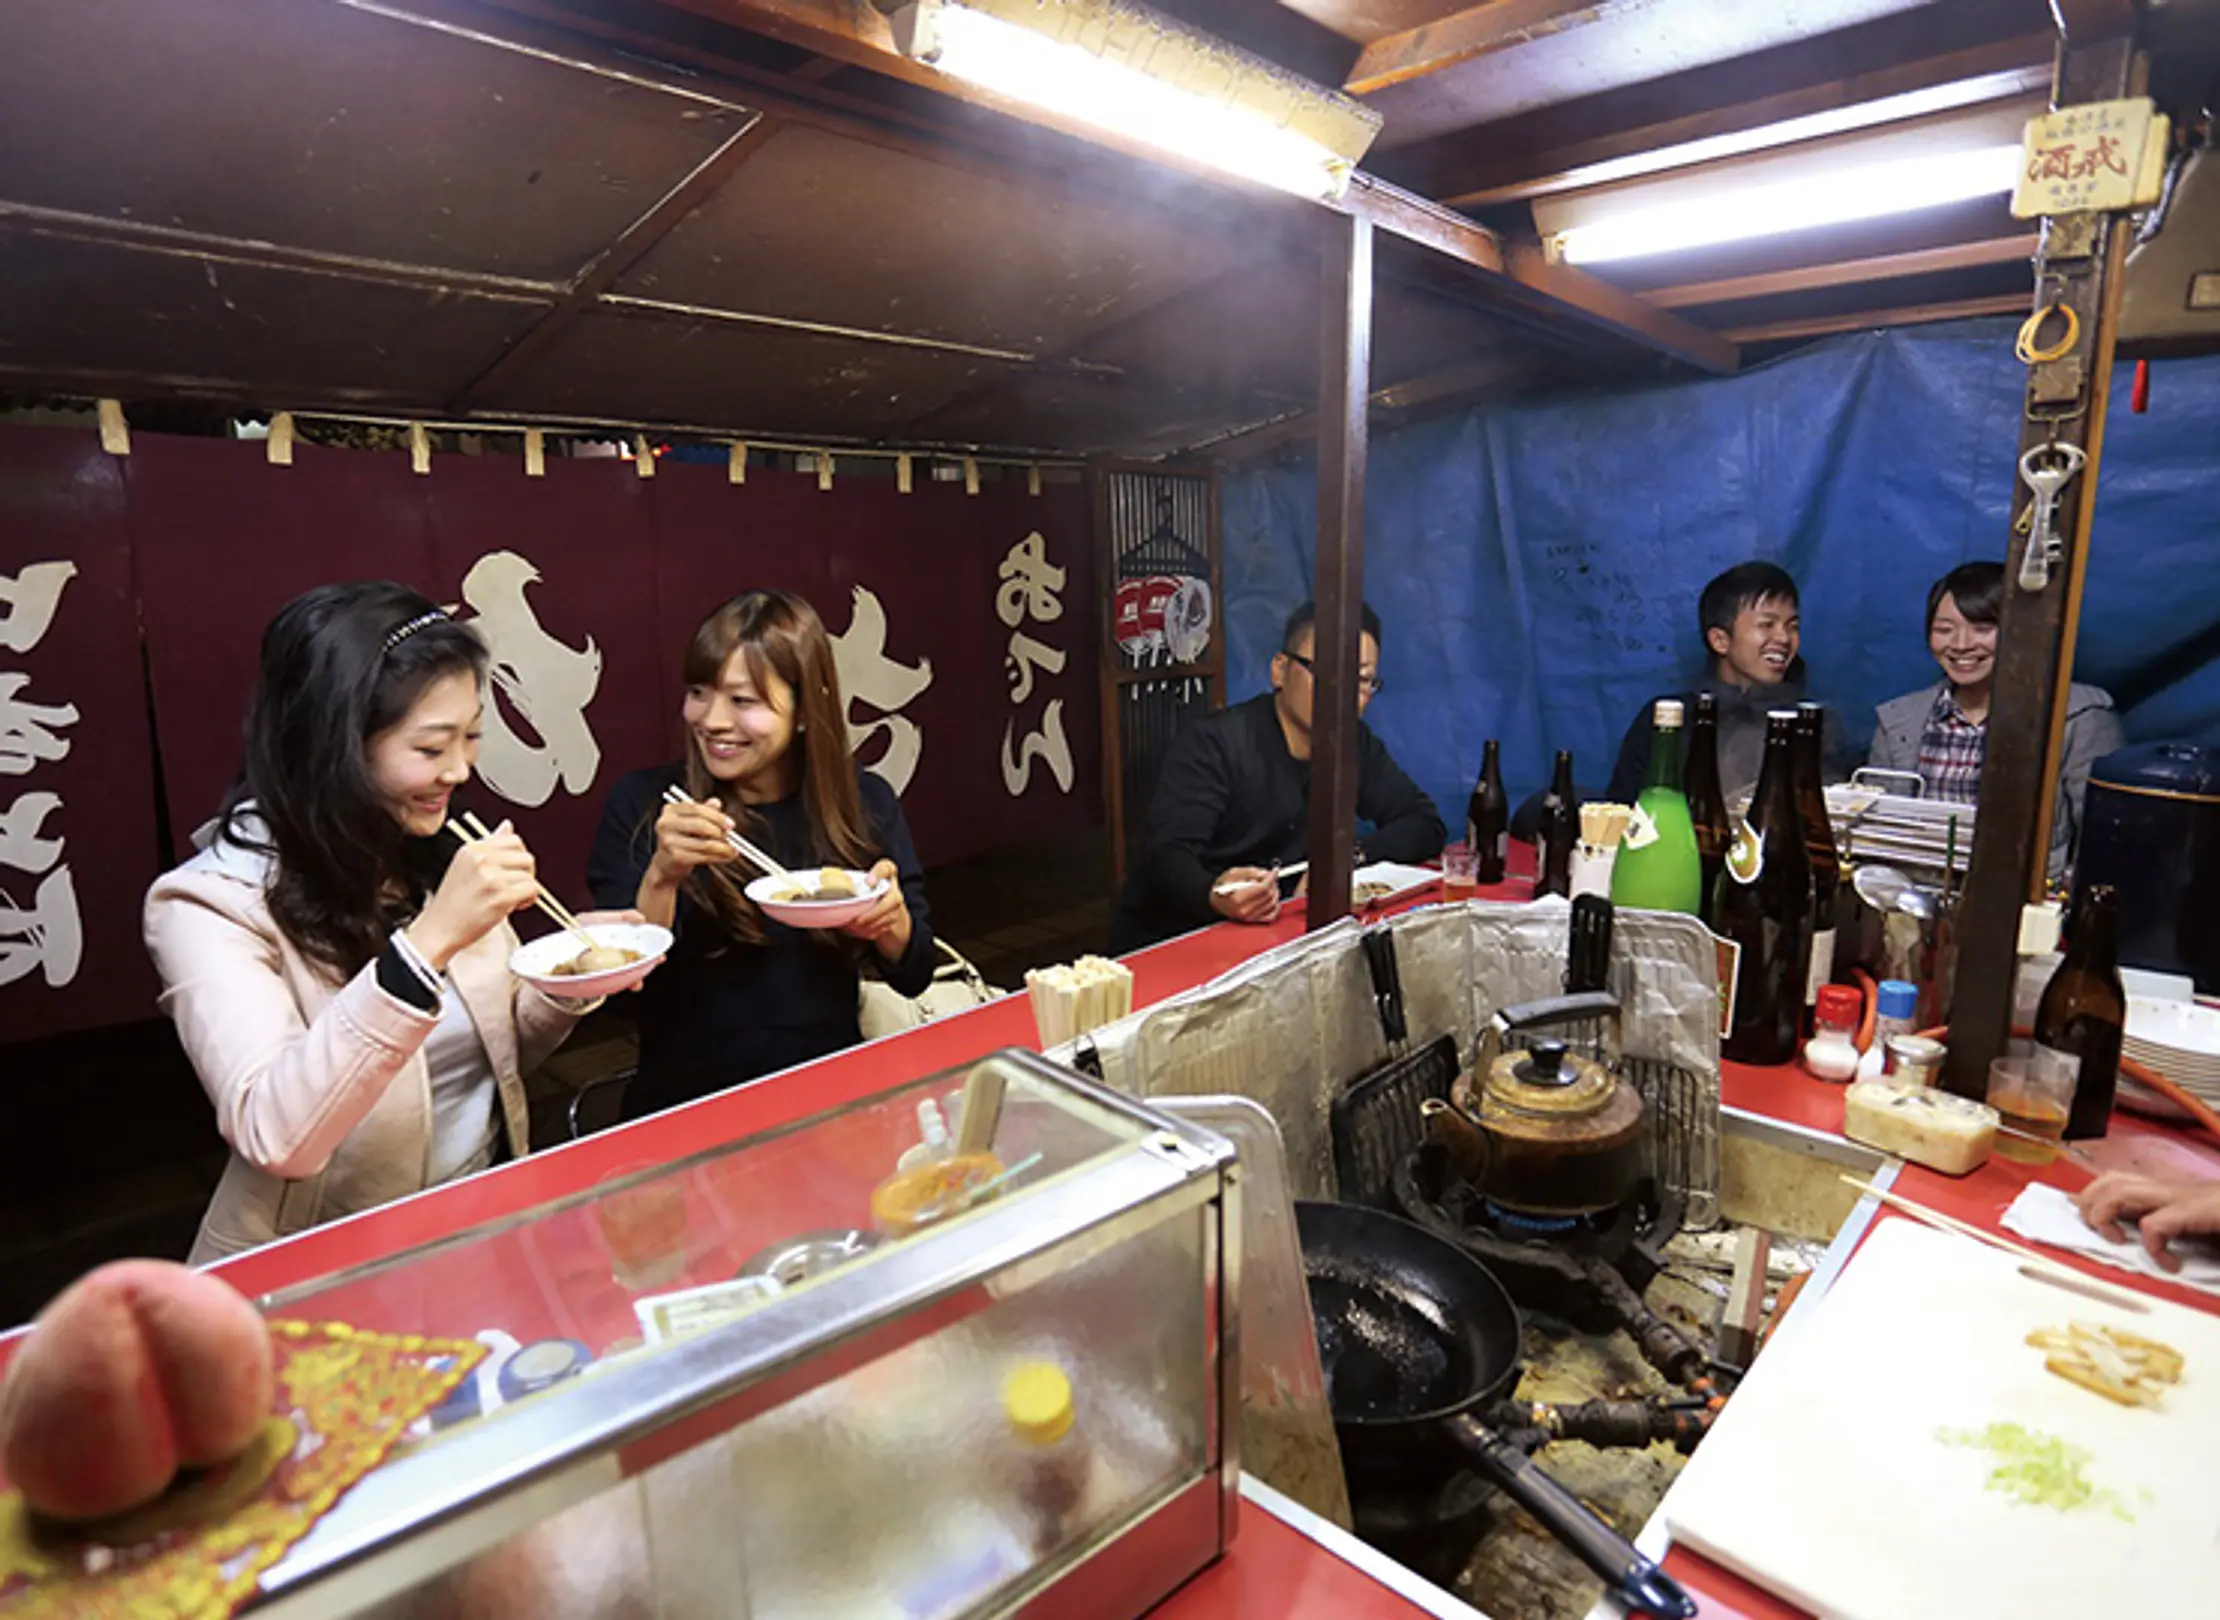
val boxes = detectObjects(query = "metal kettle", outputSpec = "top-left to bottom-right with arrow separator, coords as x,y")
1427,992 -> 1648,1218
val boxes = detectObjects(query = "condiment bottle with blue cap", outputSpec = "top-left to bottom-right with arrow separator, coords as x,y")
1856,980 -> 1922,1081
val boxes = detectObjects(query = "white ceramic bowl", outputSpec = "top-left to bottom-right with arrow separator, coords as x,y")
509,922 -> 673,998
746,869 -> 887,930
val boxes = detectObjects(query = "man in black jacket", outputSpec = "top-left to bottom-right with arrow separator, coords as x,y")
1604,561 -> 1847,807
1109,600 -> 1445,952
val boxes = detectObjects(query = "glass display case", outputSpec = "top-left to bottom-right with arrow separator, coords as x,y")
244,1050 -> 1241,1620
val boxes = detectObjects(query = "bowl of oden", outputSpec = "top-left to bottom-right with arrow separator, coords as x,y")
510,922 -> 674,998
746,867 -> 889,929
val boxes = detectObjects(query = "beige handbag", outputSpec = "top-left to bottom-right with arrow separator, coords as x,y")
857,940 -> 1006,1039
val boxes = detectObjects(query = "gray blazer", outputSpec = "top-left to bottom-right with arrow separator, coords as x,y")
1866,681 -> 2124,876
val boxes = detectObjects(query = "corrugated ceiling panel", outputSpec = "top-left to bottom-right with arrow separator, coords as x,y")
613,122 -> 1274,356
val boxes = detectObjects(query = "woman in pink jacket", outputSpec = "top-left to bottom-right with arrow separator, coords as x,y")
145,582 -> 626,1261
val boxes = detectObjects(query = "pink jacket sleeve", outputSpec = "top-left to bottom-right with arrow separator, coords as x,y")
144,872 -> 438,1180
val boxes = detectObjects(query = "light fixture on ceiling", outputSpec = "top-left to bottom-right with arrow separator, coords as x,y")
1551,142 -> 2026,266
884,0 -> 1381,202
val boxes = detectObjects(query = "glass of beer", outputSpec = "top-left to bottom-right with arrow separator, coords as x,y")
1443,842 -> 1479,900
1987,1055 -> 2072,1166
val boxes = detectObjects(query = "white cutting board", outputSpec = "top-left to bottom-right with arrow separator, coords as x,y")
1665,1219 -> 2220,1620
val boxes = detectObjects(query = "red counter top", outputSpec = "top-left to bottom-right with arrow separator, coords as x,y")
16,855 -> 2218,1620
1673,1057 -> 2220,1617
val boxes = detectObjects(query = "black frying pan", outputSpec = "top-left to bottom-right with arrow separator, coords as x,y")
1297,1200 -> 1695,1620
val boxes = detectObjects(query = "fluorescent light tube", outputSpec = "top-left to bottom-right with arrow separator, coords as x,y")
1555,143 -> 2025,266
900,0 -> 1360,201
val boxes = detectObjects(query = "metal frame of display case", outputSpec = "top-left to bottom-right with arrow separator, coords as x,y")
245,1052 -> 1244,1620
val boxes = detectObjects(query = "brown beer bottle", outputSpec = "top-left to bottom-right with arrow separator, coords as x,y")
2035,885 -> 2127,1141
1469,740 -> 1508,884
1793,704 -> 1842,1019
1537,750 -> 1577,898
1716,713 -> 1814,1065
1684,693 -> 1731,927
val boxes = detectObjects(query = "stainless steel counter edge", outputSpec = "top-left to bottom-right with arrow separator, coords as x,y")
1240,1475 -> 1491,1620
1582,1152 -> 1901,1620
254,1133 -> 1230,1611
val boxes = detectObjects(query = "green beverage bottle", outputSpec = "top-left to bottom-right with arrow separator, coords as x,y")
1611,698 -> 1705,915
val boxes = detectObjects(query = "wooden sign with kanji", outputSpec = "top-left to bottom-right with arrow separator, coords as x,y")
2011,98 -> 2169,219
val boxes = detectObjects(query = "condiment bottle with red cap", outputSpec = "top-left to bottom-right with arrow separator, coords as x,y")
1803,984 -> 1863,1082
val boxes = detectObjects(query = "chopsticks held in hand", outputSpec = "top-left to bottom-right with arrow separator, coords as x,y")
1212,861 -> 1307,897
448,811 -> 595,950
661,784 -> 789,877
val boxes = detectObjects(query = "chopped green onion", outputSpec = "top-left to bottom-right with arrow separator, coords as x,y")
1936,1423 -> 2134,1521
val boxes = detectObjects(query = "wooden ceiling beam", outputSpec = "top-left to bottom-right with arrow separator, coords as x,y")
1344,177 -> 1737,372
632,0 -> 1738,372
1199,348 -> 1536,461
1439,41 -> 2054,208
1720,292 -> 2027,345
1645,232 -> 2040,310
450,114 -> 783,409
1344,0 -> 1644,98
380,2 -> 1735,378
1380,3 -> 2052,206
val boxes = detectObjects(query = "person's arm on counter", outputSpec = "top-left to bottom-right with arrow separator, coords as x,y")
1354,728 -> 1445,864
2075,1171 -> 2220,1272
1131,721 -> 1277,926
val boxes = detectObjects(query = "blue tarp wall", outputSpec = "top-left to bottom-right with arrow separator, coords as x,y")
1222,316 -> 2220,814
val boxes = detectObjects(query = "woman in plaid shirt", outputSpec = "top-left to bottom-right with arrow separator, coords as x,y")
1867,561 -> 2123,878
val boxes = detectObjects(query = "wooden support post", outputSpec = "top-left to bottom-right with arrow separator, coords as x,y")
1308,212 -> 1372,931
1941,31 -> 2140,1099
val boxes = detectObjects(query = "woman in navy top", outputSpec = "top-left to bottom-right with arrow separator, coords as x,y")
589,590 -> 936,1119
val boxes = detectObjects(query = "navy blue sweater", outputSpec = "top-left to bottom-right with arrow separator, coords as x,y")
588,763 -> 936,1119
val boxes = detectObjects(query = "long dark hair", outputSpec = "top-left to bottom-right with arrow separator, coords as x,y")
218,582 -> 488,976
677,590 -> 877,946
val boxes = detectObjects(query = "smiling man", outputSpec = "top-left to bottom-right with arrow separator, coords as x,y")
1607,561 -> 1845,805
1108,599 -> 1444,953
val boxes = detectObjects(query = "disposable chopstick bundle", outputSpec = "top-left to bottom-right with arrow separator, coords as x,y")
1025,956 -> 1133,1049
1579,802 -> 1633,850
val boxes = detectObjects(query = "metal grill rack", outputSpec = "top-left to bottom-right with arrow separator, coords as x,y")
1826,773 -> 1977,884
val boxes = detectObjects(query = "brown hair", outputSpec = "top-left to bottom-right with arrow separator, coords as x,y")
681,590 -> 878,945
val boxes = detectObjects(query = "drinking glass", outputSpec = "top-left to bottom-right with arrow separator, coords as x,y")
1987,1055 -> 2072,1166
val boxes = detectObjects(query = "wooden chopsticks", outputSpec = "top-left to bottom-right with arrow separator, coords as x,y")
660,783 -> 790,877
449,811 -> 596,950
1839,1175 -> 2150,1315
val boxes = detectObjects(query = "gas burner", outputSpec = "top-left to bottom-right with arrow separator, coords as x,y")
1478,1200 -> 1584,1237
1394,1143 -> 1709,1390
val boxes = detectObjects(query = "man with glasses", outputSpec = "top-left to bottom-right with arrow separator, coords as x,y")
1109,599 -> 1444,951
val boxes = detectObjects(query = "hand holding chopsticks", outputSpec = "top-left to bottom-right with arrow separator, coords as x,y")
446,812 -> 596,952
660,783 -> 789,877
1212,860 -> 1306,897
